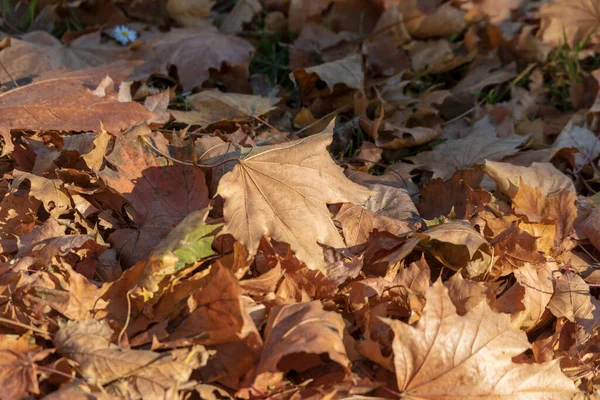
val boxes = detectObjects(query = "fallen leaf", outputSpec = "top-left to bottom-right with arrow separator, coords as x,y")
220,0 -> 263,34
392,1 -> 466,39
170,89 -> 279,127
552,123 -> 600,169
217,130 -> 373,271
131,208 -> 222,301
0,64 -> 158,154
336,185 -> 420,247
484,160 -> 575,198
247,301 -> 350,393
139,26 -> 254,91
547,270 -> 594,323
538,0 -> 600,47
291,53 -> 364,94
387,280 -> 577,398
54,319 -> 209,399
0,348 -> 53,399
418,221 -> 493,278
11,171 -> 71,217
99,131 -> 209,267
167,0 -> 214,27
408,117 -> 528,179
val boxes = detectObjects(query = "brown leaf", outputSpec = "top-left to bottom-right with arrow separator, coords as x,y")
512,181 -> 577,246
247,301 -> 350,393
408,117 -> 528,179
54,319 -> 209,399
291,53 -> 364,94
538,0 -> 600,47
217,131 -> 373,271
0,348 -> 52,399
387,280 -> 577,398
0,65 -> 157,150
220,0 -> 263,34
547,271 -> 594,323
418,168 -> 490,219
444,272 -> 494,315
418,221 -> 493,278
11,171 -> 71,217
484,160 -> 575,198
167,0 -> 214,27
552,123 -> 600,169
170,89 -> 279,127
336,185 -> 420,247
139,26 -> 254,91
0,32 -> 135,84
99,132 -> 209,267
392,1 -> 466,39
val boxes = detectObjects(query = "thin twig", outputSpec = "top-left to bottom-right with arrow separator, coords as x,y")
0,316 -> 50,339
141,136 -> 240,168
0,57 -> 18,87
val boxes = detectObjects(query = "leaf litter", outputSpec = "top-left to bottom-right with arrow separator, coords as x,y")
0,0 -> 599,399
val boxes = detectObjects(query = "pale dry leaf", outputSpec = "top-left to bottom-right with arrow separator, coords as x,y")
484,160 -> 575,198
170,89 -> 279,127
387,280 -> 577,399
538,0 -> 600,47
291,53 -> 364,93
444,272 -> 493,315
11,171 -> 71,217
394,1 -> 466,39
217,130 -> 373,270
336,185 -> 420,247
167,0 -> 214,27
408,117 -> 528,180
54,319 -> 209,399
221,0 -> 263,34
552,124 -> 600,169
547,271 -> 594,323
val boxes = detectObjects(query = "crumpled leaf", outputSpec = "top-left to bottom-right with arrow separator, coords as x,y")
547,270 -> 594,323
220,0 -> 263,34
417,221 -> 493,278
387,280 -> 577,399
336,184 -> 421,247
246,300 -> 350,393
11,171 -> 71,217
131,208 -> 222,300
54,319 -> 210,400
408,117 -> 528,180
217,130 -> 373,271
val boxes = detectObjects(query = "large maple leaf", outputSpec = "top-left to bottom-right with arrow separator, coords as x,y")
387,280 -> 577,399
216,132 -> 373,271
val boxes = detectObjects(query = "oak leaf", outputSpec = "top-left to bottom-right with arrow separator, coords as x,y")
387,280 -> 577,399
217,131 -> 373,271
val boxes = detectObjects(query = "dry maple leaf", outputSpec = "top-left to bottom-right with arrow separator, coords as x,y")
217,131 -> 373,271
408,117 -> 528,180
246,300 -> 350,394
170,89 -> 279,127
538,0 -> 600,47
99,131 -> 209,267
0,348 -> 53,399
387,280 -> 577,399
291,53 -> 364,94
0,64 -> 157,156
54,319 -> 209,399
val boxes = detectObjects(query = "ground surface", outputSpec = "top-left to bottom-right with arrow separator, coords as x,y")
0,0 -> 599,399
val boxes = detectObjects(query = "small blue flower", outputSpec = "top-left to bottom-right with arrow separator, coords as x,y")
112,25 -> 138,46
